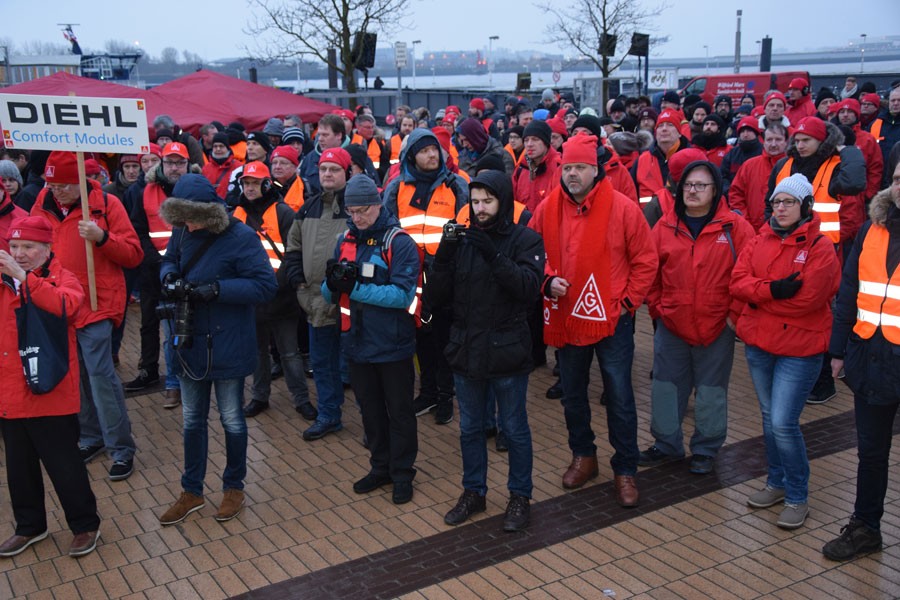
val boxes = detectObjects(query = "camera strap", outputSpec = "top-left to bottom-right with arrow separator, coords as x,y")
176,219 -> 238,277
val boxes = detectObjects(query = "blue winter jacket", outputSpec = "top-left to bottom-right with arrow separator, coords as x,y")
321,207 -> 420,364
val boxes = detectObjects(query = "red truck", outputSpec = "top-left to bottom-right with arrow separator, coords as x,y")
679,71 -> 811,105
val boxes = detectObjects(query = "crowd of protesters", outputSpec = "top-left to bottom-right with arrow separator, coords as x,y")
0,76 -> 898,562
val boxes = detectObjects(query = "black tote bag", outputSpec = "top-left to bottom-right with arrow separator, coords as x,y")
15,282 -> 70,395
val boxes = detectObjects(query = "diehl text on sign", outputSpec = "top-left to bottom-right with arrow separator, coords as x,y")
0,93 -> 150,154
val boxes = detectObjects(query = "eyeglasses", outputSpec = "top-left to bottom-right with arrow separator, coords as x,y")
771,198 -> 799,207
683,182 -> 712,192
162,160 -> 188,167
347,205 -> 377,217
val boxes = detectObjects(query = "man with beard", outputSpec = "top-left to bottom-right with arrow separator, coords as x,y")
692,115 -> 731,167
720,117 -> 763,195
530,134 -> 657,505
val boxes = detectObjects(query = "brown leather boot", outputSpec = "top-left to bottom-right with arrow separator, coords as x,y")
562,455 -> 599,489
614,475 -> 639,508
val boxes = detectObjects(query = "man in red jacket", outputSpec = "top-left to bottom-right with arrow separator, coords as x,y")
641,160 -> 755,474
0,216 -> 101,558
729,123 -> 789,232
785,78 -> 816,124
513,121 -> 561,212
31,152 -> 144,482
530,134 -> 658,507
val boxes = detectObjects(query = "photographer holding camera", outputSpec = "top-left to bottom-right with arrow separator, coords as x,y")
322,175 -> 422,504
155,174 -> 277,526
426,170 -> 544,531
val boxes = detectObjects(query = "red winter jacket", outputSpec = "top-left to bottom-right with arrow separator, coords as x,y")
785,95 -> 816,126
605,154 -> 639,204
729,213 -> 841,357
513,147 -> 561,212
853,126 -> 884,201
728,152 -> 784,232
202,155 -> 243,200
530,179 -> 658,344
648,200 -> 755,346
31,180 -> 143,328
0,258 -> 84,418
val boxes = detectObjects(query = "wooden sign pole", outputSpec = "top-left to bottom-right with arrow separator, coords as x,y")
74,152 -> 98,312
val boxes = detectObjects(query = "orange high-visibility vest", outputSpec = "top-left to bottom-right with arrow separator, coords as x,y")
283,177 -> 304,211
232,202 -> 284,271
396,182 -> 457,256
143,184 -> 172,254
337,227 -> 423,331
390,134 -> 403,164
853,225 -> 900,343
777,155 -> 841,243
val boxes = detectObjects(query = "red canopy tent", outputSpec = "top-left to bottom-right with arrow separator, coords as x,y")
151,70 -> 336,134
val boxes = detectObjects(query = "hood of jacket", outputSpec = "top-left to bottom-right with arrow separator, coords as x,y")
869,187 -> 900,226
159,175 -> 231,234
399,128 -> 448,183
674,160 -> 725,222
468,170 -> 515,232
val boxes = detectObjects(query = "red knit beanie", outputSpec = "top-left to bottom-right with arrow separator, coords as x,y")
840,98 -> 861,119
319,148 -> 351,170
8,216 -> 54,243
795,117 -> 827,142
271,145 -> 299,166
656,110 -> 682,131
44,151 -> 80,184
765,91 -> 787,108
561,134 -> 598,166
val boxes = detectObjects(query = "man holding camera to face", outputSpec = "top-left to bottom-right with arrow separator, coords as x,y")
155,174 -> 276,526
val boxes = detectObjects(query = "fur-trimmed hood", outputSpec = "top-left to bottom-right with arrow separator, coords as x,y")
786,120 -> 844,161
158,173 -> 230,234
868,187 -> 900,226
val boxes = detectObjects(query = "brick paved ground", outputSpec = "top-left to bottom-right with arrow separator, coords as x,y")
0,304 -> 897,599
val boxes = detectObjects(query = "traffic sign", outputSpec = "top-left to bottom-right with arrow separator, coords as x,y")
394,42 -> 408,69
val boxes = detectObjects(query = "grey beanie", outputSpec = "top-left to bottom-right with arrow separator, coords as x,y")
541,88 -> 556,102
771,173 -> 813,202
263,117 -> 284,137
344,175 -> 382,207
0,160 -> 23,187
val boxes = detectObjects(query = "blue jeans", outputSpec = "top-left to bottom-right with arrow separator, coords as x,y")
852,396 -> 899,531
162,319 -> 179,390
650,322 -> 734,457
309,323 -> 344,425
744,345 -> 821,505
77,319 -> 136,462
558,312 -> 639,476
179,376 -> 247,496
253,316 -> 309,407
455,373 -> 533,498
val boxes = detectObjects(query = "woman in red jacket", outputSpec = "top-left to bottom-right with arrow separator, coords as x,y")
0,216 -> 101,558
730,173 -> 841,530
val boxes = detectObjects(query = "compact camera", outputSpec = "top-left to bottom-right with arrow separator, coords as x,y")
442,222 -> 467,240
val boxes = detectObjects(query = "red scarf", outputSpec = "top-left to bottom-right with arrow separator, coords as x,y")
542,177 -> 615,347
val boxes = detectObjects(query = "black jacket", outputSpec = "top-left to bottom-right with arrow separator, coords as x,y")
426,170 -> 544,379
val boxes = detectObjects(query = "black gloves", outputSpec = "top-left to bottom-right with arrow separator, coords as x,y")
434,235 -> 458,263
189,282 -> 220,304
161,272 -> 179,287
465,228 -> 499,262
325,259 -> 358,294
160,273 -> 186,301
770,272 -> 803,299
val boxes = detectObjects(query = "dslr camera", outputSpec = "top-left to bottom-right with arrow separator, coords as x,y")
326,259 -> 359,282
156,278 -> 195,349
442,222 -> 467,240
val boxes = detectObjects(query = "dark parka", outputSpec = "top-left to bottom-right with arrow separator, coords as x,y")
158,175 -> 277,380
426,170 -> 545,379
830,187 -> 900,404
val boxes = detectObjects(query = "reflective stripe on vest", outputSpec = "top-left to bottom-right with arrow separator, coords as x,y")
396,182 -> 457,255
776,155 -> 841,243
143,183 -> 173,254
232,203 -> 285,272
853,224 -> 900,343
337,227 -> 423,332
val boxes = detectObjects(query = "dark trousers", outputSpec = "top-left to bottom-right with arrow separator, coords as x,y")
415,306 -> 454,399
351,359 -> 418,483
1,415 -> 100,536
853,396 -> 899,531
138,262 -> 162,375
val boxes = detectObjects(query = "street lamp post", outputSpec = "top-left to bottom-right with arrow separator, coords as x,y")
704,45 -> 709,74
860,33 -> 867,73
488,35 -> 499,87
412,40 -> 421,90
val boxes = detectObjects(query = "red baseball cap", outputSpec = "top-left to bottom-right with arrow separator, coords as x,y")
241,161 -> 271,179
162,142 -> 189,159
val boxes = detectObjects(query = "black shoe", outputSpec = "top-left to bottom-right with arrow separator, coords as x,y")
353,472 -> 392,494
413,395 -> 437,416
79,444 -> 105,464
807,379 -> 836,404
495,430 -> 509,452
435,400 -> 454,425
109,459 -> 134,481
270,362 -> 284,381
823,516 -> 883,561
124,369 -> 159,392
689,454 -> 715,475
295,402 -> 318,421
552,363 -> 560,377
302,420 -> 343,441
503,494 -> 531,532
243,400 -> 269,418
444,490 -> 486,526
546,379 -> 563,400
392,481 -> 413,504
638,445 -> 681,467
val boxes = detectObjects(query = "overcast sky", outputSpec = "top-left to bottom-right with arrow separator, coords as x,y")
5,0 -> 896,63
